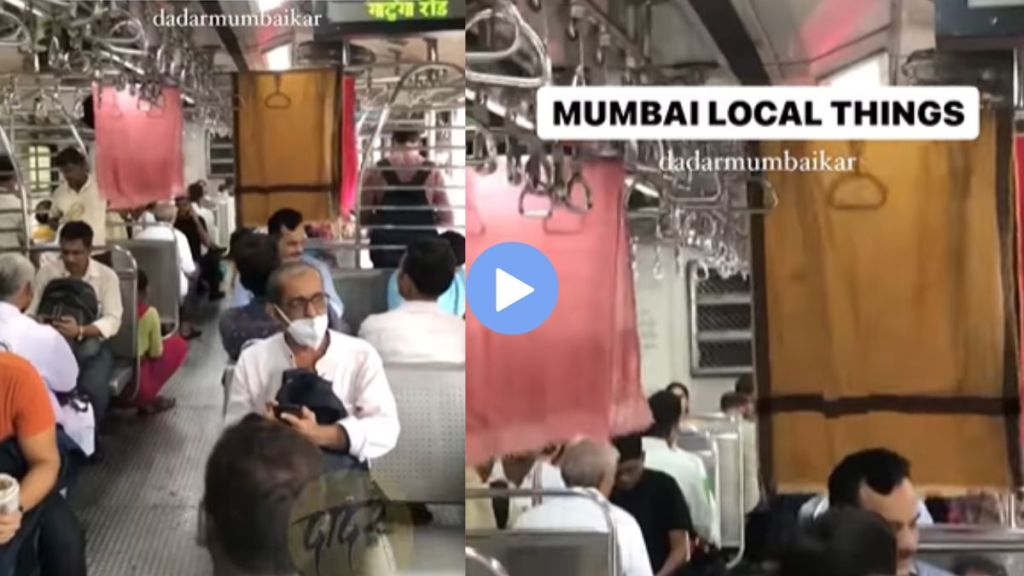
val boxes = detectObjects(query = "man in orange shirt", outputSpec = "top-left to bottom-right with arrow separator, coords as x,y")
0,352 -> 85,575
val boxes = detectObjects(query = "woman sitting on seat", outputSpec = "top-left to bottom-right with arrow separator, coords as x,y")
135,270 -> 185,414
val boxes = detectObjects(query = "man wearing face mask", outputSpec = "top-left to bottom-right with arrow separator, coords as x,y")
224,261 -> 400,467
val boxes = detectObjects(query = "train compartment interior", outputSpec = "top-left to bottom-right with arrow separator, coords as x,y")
466,0 -> 1024,575
0,0 -> 466,575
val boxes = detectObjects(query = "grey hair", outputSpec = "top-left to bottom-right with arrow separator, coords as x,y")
559,439 -> 619,489
0,253 -> 34,302
267,261 -> 322,305
153,203 -> 176,223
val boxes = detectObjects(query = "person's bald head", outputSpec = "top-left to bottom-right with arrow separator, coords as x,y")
558,438 -> 619,497
153,203 -> 177,223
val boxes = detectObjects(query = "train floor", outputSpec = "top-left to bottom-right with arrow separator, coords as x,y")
67,302 -> 464,575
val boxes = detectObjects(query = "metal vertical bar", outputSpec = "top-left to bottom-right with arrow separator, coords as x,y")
425,38 -> 439,161
0,121 -> 30,256
888,0 -> 904,86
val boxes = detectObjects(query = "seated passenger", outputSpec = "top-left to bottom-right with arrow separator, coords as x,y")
387,231 -> 466,317
719,391 -> 762,513
480,451 -> 566,528
28,222 -> 121,425
135,203 -> 196,301
780,508 -> 897,576
611,433 -> 693,576
202,414 -> 324,576
134,270 -> 185,415
0,353 -> 86,576
359,237 -> 465,364
515,439 -> 653,576
0,254 -> 94,457
225,262 -> 400,470
720,391 -> 754,421
51,147 -> 107,247
231,209 -> 344,322
829,448 -> 953,576
218,234 -> 282,362
643,390 -> 718,546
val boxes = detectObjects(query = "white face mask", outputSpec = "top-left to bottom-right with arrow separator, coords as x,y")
275,306 -> 329,350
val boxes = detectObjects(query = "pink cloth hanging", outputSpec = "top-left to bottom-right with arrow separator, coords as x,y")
339,75 -> 358,219
93,85 -> 185,210
465,160 -> 651,466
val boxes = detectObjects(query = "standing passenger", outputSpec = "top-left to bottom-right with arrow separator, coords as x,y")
174,195 -> 224,301
51,148 -> 108,247
361,128 -> 453,268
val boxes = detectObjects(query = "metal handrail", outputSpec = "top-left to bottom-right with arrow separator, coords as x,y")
466,546 -> 512,576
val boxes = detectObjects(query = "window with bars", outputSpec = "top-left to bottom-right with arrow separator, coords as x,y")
689,265 -> 754,377
26,145 -> 55,198
207,134 -> 234,178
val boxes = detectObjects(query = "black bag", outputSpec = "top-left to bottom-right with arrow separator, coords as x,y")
37,278 -> 99,327
277,368 -> 348,425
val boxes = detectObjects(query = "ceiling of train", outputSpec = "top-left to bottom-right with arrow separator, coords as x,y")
479,0 -> 937,85
0,0 -> 464,75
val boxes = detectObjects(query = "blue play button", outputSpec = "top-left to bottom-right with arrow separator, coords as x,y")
467,242 -> 559,335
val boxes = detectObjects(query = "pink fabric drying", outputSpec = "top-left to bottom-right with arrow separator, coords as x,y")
339,75 -> 357,219
465,160 -> 651,466
93,85 -> 185,210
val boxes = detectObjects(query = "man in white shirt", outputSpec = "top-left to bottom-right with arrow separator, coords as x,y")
359,237 -> 464,364
643,390 -> 719,546
225,261 -> 399,467
135,203 -> 196,300
515,439 -> 653,576
51,148 -> 108,247
0,253 -> 94,456
28,222 -> 122,424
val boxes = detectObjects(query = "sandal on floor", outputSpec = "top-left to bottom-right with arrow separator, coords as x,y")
139,396 -> 177,416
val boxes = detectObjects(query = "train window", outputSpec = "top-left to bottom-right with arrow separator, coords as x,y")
26,144 -> 54,196
688,264 -> 754,377
819,52 -> 889,87
207,134 -> 235,179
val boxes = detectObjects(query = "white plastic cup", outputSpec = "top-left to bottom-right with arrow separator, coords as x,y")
0,474 -> 20,515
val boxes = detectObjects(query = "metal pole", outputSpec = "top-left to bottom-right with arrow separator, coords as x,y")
425,38 -> 439,162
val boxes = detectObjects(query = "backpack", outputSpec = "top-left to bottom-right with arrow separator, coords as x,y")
37,278 -> 100,327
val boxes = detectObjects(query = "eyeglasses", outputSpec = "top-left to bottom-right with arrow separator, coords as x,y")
282,293 -> 328,316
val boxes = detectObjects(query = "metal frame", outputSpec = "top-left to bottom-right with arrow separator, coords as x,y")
465,486 -> 619,576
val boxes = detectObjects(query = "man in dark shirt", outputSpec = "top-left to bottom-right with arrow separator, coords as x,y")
611,433 -> 693,576
174,193 -> 224,300
218,234 -> 282,362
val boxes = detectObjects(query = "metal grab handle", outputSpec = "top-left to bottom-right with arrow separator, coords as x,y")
519,186 -> 555,219
465,8 -> 523,63
466,547 -> 512,576
560,163 -> 593,214
264,74 -> 292,109
829,171 -> 888,211
0,11 -> 31,49
729,176 -> 779,215
465,1 -> 552,89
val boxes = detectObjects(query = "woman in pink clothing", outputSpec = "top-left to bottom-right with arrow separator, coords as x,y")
134,270 -> 186,414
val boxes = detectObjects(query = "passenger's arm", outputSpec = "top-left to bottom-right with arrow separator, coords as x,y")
85,268 -> 122,339
656,531 -> 691,576
16,427 -> 59,512
145,310 -> 163,359
224,351 -> 259,427
177,232 -> 196,277
428,171 -> 454,226
338,348 -> 400,460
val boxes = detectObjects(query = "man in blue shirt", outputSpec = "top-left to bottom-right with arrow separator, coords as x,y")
231,209 -> 344,321
387,230 -> 465,317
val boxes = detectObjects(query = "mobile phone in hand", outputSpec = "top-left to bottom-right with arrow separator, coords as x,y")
274,404 -> 303,420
